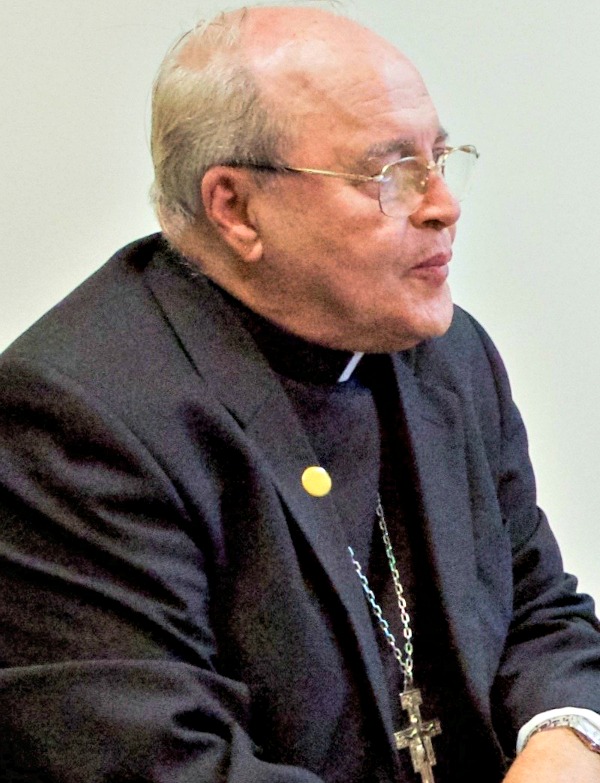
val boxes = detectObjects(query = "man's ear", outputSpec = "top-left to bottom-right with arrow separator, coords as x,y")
201,167 -> 263,263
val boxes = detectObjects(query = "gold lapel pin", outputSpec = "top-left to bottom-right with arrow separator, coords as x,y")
301,466 -> 332,497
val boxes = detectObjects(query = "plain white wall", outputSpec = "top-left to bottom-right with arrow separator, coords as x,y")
2,1 -> 599,599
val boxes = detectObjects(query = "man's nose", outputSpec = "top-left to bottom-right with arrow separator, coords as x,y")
409,173 -> 461,230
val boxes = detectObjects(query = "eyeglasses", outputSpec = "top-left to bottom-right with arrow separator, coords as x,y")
230,145 -> 479,218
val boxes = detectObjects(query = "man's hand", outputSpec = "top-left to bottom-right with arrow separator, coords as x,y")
503,727 -> 600,782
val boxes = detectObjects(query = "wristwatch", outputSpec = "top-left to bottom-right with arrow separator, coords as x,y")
527,715 -> 600,754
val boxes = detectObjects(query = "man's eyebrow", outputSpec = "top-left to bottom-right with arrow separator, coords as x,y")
359,128 -> 449,166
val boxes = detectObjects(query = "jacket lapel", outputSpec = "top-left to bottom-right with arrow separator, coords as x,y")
245,387 -> 397,725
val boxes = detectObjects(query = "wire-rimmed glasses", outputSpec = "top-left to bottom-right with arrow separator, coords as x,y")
227,145 -> 479,218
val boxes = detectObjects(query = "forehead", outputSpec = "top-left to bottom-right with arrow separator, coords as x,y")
242,10 -> 441,165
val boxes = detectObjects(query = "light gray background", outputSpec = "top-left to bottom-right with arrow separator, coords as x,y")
2,1 -> 599,599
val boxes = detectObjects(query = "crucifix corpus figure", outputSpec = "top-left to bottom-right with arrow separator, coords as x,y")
394,688 -> 442,783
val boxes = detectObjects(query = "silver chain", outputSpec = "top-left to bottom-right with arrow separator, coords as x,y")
348,496 -> 414,687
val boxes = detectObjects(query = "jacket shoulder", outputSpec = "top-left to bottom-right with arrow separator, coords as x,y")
408,306 -> 520,466
2,233 -> 167,364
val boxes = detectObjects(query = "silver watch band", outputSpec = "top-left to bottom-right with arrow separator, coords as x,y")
527,715 -> 600,755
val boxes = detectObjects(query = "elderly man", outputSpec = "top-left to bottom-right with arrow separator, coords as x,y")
0,5 -> 599,782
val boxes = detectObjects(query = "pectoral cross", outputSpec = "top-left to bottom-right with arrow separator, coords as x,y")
394,688 -> 441,783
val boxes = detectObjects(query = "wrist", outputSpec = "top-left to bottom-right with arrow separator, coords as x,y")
504,728 -> 600,782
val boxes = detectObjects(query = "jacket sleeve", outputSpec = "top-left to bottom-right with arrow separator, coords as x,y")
0,358 -> 324,783
469,318 -> 600,753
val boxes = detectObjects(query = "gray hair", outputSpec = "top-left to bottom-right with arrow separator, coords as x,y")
150,10 -> 292,240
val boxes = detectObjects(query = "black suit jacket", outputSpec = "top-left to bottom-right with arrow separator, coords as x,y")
0,235 -> 599,782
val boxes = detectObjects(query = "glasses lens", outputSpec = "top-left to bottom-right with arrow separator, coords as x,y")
441,146 -> 477,202
379,158 -> 428,218
378,146 -> 478,218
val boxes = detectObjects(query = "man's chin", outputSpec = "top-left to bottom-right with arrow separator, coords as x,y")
339,321 -> 453,353
364,300 -> 455,353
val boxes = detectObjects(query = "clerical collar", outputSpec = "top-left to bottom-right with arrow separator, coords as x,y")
209,281 -> 364,385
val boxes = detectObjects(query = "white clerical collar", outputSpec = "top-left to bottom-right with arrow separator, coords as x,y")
337,352 -> 365,383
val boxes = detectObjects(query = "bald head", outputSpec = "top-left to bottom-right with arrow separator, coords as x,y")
180,5 -> 404,69
233,4 -> 401,62
239,5 -> 415,71
186,6 -> 427,158
248,8 -> 426,148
